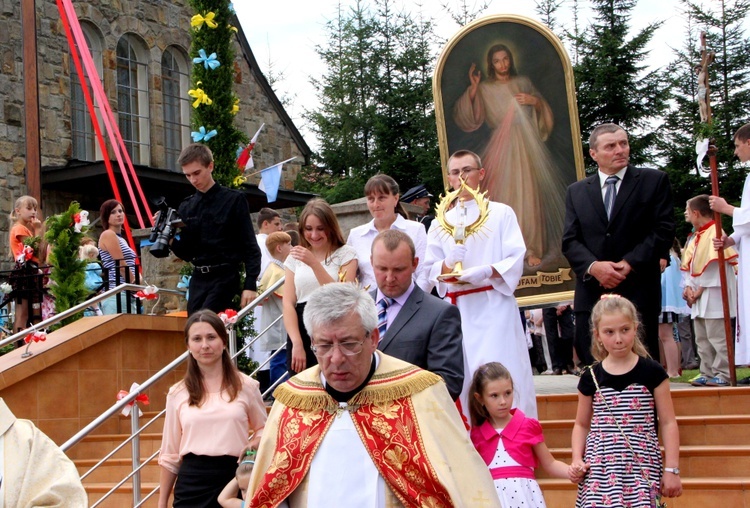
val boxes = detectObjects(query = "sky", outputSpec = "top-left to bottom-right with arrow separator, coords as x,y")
234,0 -> 699,150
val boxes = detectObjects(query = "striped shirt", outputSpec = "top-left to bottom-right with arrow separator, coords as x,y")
100,235 -> 136,289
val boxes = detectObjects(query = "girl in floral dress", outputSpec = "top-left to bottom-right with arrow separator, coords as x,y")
570,295 -> 683,507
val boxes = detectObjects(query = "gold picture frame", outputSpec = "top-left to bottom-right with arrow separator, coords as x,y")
433,14 -> 585,307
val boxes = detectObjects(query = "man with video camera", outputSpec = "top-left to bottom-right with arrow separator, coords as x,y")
169,143 -> 261,314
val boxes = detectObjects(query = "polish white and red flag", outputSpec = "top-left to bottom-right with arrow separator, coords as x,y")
236,123 -> 265,170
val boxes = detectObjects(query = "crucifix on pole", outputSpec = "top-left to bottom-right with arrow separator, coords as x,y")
698,31 -> 737,386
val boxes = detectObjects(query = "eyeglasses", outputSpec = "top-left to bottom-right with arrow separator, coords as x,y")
447,166 -> 480,177
310,334 -> 368,358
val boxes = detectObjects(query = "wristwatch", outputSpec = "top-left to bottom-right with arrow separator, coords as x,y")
664,467 -> 680,475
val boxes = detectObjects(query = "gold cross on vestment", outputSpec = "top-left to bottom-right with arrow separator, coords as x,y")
471,491 -> 493,507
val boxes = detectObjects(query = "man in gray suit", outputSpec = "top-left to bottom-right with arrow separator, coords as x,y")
370,230 -> 464,399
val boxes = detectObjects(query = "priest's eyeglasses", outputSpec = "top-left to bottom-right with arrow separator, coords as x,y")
448,166 -> 480,177
310,335 -> 368,358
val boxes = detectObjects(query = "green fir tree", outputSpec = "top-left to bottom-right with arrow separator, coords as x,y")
573,0 -> 670,168
658,0 -> 750,237
683,0 -> 750,198
45,202 -> 89,326
301,0 -> 441,203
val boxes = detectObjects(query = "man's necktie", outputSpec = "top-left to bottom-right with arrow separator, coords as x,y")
377,297 -> 393,340
604,175 -> 619,220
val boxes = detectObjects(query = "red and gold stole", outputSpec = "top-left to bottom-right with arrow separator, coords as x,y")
250,364 -> 453,508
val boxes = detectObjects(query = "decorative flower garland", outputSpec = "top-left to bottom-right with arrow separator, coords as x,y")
45,201 -> 90,327
187,0 -> 248,188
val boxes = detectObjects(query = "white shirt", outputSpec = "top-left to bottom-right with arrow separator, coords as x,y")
284,244 -> 357,303
256,233 -> 271,277
307,354 -> 386,507
597,166 -> 628,202
375,282 -> 415,330
347,215 -> 428,291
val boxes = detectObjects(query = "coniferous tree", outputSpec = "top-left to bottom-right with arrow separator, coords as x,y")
657,12 -> 711,239
534,0 -> 565,31
371,0 -> 441,197
658,0 -> 750,236
573,0 -> 670,168
683,0 -> 750,191
441,0 -> 490,27
302,1 -> 377,203
568,0 -> 583,65
301,1 -> 441,203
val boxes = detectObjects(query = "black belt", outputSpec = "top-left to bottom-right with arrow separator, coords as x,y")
193,263 -> 237,274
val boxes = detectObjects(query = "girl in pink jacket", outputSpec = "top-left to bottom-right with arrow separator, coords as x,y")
469,362 -> 572,507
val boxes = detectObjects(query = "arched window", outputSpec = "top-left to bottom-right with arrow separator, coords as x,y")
161,47 -> 190,170
71,22 -> 103,161
116,34 -> 150,165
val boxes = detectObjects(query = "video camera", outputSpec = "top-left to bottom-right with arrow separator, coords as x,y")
148,197 -> 183,258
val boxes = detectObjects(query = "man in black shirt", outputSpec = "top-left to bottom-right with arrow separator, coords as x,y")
171,143 -> 261,314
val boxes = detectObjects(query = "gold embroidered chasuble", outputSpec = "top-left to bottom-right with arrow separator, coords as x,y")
0,399 -> 88,506
248,352 -> 500,508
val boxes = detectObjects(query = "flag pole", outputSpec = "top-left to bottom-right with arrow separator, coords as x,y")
243,157 -> 297,179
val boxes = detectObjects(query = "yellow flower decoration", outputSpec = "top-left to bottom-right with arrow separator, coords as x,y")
191,12 -> 218,30
232,98 -> 240,115
228,24 -> 238,33
188,84 -> 212,108
233,174 -> 247,187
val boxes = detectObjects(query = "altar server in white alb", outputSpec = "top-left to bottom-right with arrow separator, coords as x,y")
425,149 -> 537,419
710,122 -> 750,384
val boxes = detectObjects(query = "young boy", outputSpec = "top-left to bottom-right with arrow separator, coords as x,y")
257,231 -> 291,388
682,194 -> 738,387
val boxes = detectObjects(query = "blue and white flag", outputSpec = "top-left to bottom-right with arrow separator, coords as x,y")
258,157 -> 295,203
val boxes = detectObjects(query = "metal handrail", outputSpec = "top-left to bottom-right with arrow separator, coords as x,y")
62,276 -> 286,506
0,283 -> 184,350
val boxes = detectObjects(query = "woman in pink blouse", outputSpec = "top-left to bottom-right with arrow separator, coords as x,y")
158,310 -> 267,508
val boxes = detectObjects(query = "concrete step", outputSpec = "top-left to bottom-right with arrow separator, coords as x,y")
66,432 -> 162,461
541,414 -> 750,448
536,445 -> 750,479
85,482 -> 159,508
537,387 -> 750,420
538,477 -> 750,508
77,457 -> 160,484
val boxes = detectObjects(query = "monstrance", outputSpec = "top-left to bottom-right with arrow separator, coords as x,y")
434,179 -> 490,283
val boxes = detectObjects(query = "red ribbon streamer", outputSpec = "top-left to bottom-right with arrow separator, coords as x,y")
57,0 -> 153,234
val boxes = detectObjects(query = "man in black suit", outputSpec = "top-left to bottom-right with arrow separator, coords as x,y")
562,123 -> 674,364
370,230 -> 464,399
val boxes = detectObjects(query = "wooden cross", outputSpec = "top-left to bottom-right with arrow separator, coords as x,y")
699,31 -> 736,386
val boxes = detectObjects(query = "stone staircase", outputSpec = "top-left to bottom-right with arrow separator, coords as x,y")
71,415 -> 164,507
537,386 -> 750,507
72,387 -> 750,507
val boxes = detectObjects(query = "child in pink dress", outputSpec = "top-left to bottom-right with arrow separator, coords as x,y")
469,362 -> 570,507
